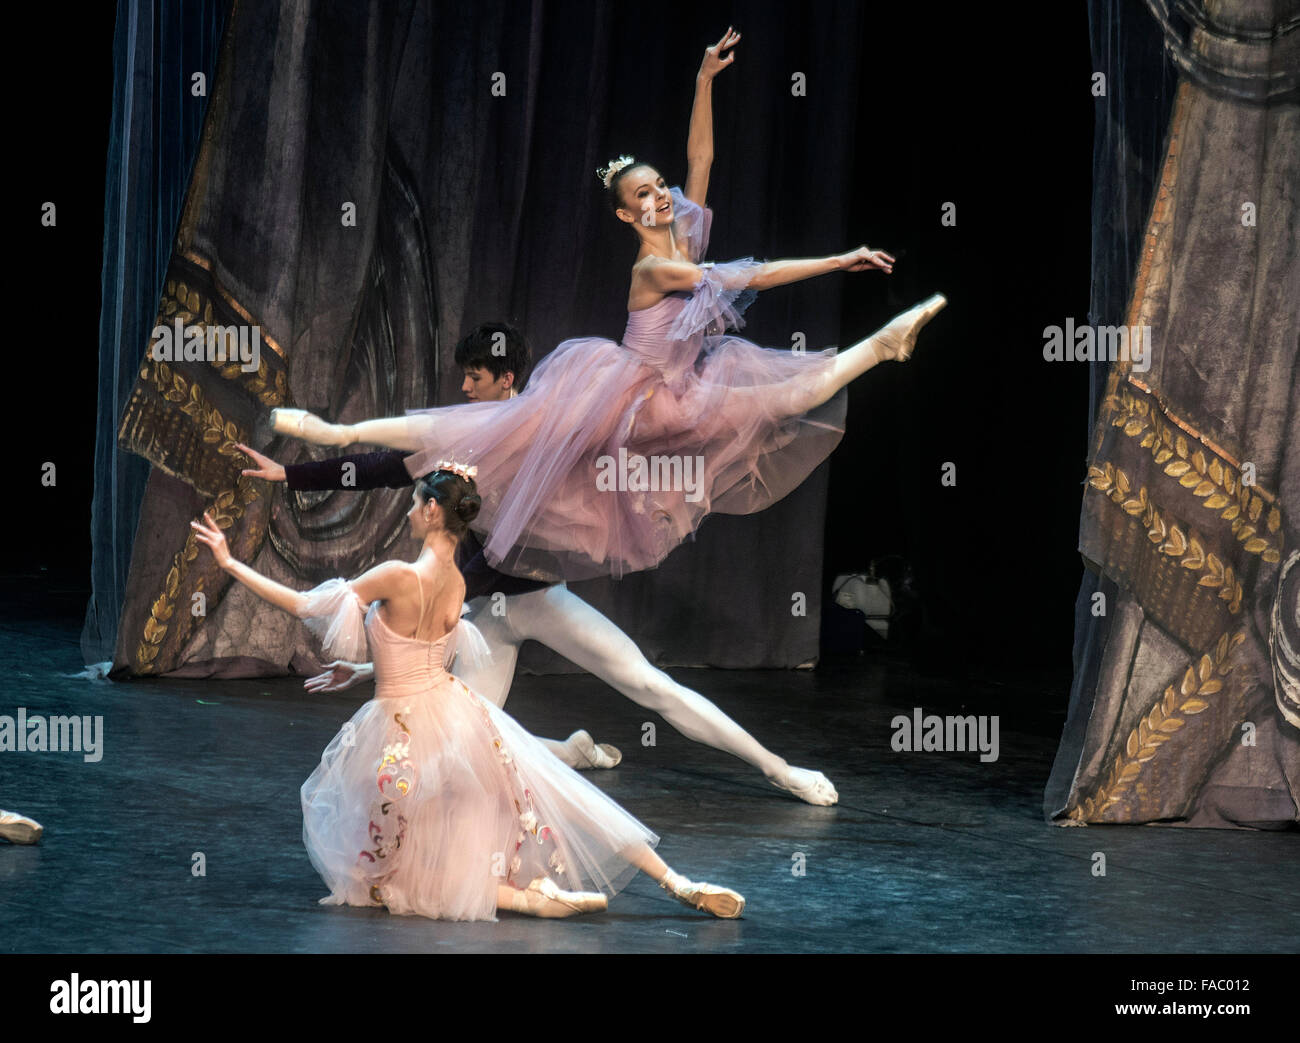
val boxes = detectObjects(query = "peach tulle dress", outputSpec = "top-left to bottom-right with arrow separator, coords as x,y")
401,186 -> 847,581
298,576 -> 658,921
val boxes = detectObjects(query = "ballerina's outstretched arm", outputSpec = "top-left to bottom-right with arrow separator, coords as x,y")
643,243 -> 897,298
683,27 -> 740,208
643,252 -> 947,420
191,510 -> 404,619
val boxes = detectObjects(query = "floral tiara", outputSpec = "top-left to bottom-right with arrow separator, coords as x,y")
597,155 -> 636,189
433,459 -> 478,482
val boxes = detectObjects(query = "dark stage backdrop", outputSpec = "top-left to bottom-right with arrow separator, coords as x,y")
20,4 -> 1100,683
99,0 -> 875,677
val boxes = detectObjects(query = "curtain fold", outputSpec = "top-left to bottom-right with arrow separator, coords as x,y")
82,0 -> 228,664
1047,0 -> 1299,829
100,1 -> 865,677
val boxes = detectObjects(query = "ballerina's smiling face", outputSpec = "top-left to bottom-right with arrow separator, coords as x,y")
615,166 -> 673,228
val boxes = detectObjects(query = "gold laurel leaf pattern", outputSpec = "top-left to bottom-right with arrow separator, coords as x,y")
1072,628 -> 1246,821
133,468 -> 262,671
153,281 -> 285,407
1091,465 -> 1245,612
1102,385 -> 1284,560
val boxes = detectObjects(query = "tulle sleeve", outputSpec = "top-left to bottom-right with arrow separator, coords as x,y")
445,611 -> 492,674
667,258 -> 763,341
670,186 -> 713,263
301,578 -> 370,662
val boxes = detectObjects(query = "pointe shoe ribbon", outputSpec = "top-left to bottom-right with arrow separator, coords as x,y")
568,729 -> 623,770
659,870 -> 745,919
511,876 -> 608,917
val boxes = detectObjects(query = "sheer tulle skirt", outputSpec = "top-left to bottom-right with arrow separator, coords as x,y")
300,674 -> 658,922
401,334 -> 846,582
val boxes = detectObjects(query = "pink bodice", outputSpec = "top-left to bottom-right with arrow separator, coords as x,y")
365,604 -> 454,700
621,294 -> 704,391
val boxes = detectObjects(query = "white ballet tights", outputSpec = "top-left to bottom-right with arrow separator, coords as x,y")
459,584 -> 825,794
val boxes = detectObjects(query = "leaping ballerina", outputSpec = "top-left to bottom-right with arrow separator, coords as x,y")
270,25 -> 946,584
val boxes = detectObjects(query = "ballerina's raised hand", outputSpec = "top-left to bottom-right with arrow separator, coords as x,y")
700,26 -> 740,80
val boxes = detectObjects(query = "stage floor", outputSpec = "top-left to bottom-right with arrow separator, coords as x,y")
1,595 -> 1297,954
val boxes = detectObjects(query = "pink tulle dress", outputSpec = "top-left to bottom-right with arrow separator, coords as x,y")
402,186 -> 847,581
298,578 -> 658,921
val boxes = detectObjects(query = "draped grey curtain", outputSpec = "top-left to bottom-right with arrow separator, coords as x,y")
82,0 -> 228,664
101,1 -> 865,677
1046,0 -> 1299,829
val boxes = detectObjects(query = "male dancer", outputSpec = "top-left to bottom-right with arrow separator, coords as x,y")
241,323 -> 837,805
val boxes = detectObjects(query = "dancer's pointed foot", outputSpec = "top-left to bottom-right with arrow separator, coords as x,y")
869,293 -> 947,362
509,876 -> 608,917
566,729 -> 622,770
270,407 -> 356,446
659,869 -> 745,919
0,810 -> 43,844
769,766 -> 838,806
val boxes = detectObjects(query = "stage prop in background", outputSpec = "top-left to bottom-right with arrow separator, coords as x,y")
1047,0 -> 1299,828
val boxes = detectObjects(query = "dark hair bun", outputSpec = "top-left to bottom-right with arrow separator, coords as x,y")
455,493 -> 481,525
415,470 -> 480,541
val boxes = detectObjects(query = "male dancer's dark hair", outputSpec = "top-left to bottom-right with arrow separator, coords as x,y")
454,322 -> 532,389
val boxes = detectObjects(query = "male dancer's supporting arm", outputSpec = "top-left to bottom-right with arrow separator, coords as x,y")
239,443 -> 550,602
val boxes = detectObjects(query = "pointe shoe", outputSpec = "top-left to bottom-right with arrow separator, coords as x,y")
269,407 -> 355,446
770,768 -> 838,806
660,869 -> 745,919
0,810 -> 43,844
871,293 -> 947,362
567,729 -> 623,770
509,876 -> 608,918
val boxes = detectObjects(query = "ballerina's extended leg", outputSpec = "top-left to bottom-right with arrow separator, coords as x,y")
733,293 -> 947,419
270,408 -> 434,452
622,843 -> 745,918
